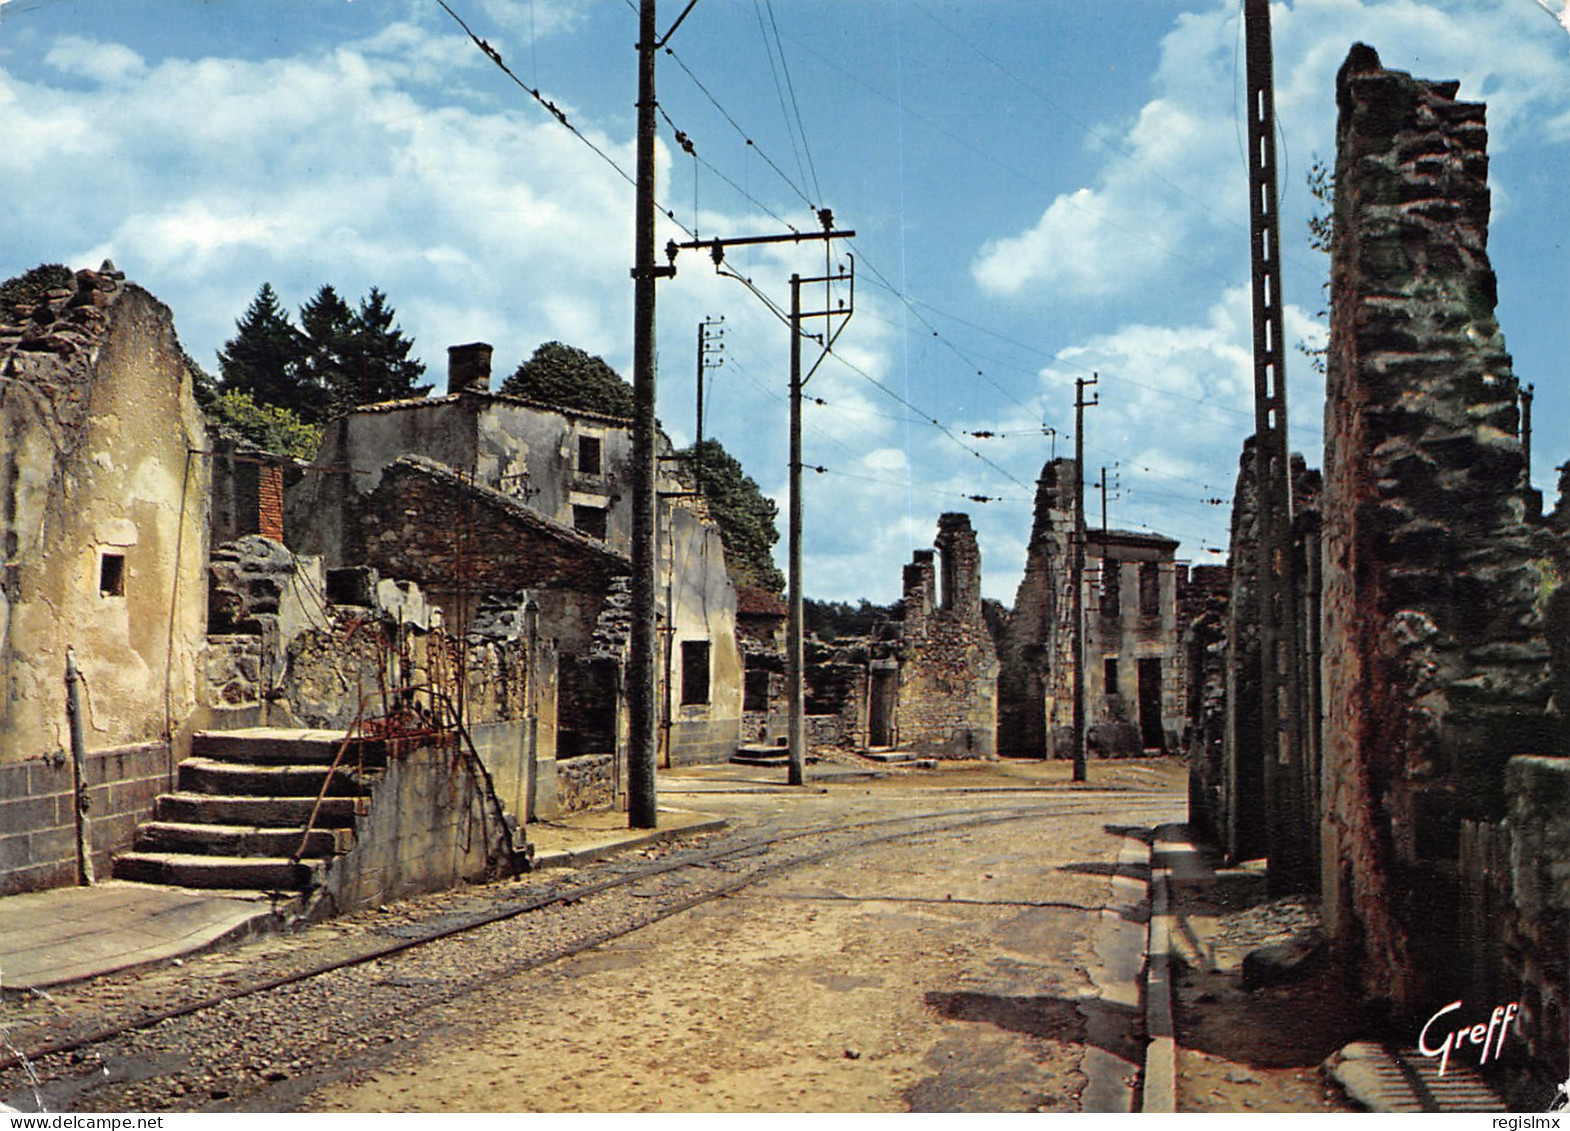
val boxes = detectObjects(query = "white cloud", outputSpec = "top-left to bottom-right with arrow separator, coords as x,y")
45,37 -> 148,84
971,0 -> 1570,304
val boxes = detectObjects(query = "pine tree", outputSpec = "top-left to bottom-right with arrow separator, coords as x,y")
216,283 -> 307,412
337,287 -> 430,409
295,284 -> 355,420
499,341 -> 634,419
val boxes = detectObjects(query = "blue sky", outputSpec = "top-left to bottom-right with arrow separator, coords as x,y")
2,0 -> 1566,602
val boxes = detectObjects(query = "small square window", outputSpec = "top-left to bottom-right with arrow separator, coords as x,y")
573,504 -> 608,542
681,640 -> 711,706
99,553 -> 125,597
578,435 -> 602,476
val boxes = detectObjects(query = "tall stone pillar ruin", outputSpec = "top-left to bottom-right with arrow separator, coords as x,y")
998,459 -> 1077,756
1320,44 -> 1559,1014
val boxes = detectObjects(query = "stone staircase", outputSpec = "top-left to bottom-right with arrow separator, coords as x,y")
113,728 -> 385,893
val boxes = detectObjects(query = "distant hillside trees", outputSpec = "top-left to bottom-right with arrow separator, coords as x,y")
804,598 -> 894,640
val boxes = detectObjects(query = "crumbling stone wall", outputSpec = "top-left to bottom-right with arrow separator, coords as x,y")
896,514 -> 999,758
1321,45 -> 1560,1018
0,265 -> 209,894
1221,440 -> 1266,862
1,264 -> 209,767
1182,564 -> 1231,839
1457,757 -> 1570,1106
998,459 -> 1076,755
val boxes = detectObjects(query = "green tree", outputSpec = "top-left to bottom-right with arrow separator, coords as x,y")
295,284 -> 355,420
678,438 -> 784,593
333,287 -> 430,409
804,598 -> 893,640
206,388 -> 322,460
217,283 -> 309,413
499,341 -> 634,418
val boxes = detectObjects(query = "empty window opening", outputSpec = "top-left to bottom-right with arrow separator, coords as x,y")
99,552 -> 125,597
743,669 -> 770,713
1099,559 -> 1121,616
578,435 -> 602,476
573,504 -> 608,542
1139,562 -> 1161,618
681,641 -> 711,706
1104,657 -> 1120,697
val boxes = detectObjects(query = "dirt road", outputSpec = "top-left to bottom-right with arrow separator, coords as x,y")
2,759 -> 1186,1113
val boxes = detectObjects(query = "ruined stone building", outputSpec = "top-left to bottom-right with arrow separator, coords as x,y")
998,457 -> 1188,758
802,513 -> 999,757
1085,530 -> 1185,755
1,264 -> 212,894
287,343 -> 745,782
735,584 -> 787,744
1186,46 -> 1569,1098
0,269 -> 527,903
893,514 -> 1000,757
0,274 -> 744,907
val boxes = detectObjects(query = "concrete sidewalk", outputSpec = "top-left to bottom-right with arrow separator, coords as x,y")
0,797 -> 726,994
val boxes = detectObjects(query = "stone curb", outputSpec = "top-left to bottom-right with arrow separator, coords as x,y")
1140,824 -> 1178,1113
529,812 -> 729,870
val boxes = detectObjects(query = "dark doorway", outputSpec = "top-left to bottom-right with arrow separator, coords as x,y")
1137,658 -> 1165,751
869,667 -> 897,747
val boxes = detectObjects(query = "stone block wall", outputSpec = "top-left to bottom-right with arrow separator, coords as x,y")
556,753 -> 616,813
1457,756 -> 1570,1104
1320,45 -> 1559,1016
316,741 -> 518,916
0,743 -> 168,896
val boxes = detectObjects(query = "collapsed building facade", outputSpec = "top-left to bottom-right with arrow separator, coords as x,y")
997,457 -> 1189,758
1188,46 -> 1569,1098
804,513 -> 999,757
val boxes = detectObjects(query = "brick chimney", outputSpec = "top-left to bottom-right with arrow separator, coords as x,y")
447,342 -> 493,395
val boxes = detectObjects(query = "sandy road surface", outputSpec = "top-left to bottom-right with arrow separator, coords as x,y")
2,759 -> 1185,1113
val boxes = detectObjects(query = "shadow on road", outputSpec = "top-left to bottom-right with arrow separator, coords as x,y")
925,989 -> 1144,1066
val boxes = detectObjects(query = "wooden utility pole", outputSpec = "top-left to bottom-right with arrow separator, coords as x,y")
668,226 -> 852,789
1072,375 -> 1097,784
629,0 -> 671,828
787,275 -> 806,786
1244,0 -> 1311,891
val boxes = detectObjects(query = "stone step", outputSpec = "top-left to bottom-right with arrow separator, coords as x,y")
732,747 -> 789,767
132,820 -> 350,859
177,757 -> 372,798
112,851 -> 324,891
154,792 -> 368,829
191,728 -> 386,767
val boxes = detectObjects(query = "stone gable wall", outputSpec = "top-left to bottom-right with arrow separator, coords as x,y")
1320,44 -> 1559,1016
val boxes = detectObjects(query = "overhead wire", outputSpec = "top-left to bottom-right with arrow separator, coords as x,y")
438,0 -> 698,241
663,45 -> 817,215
